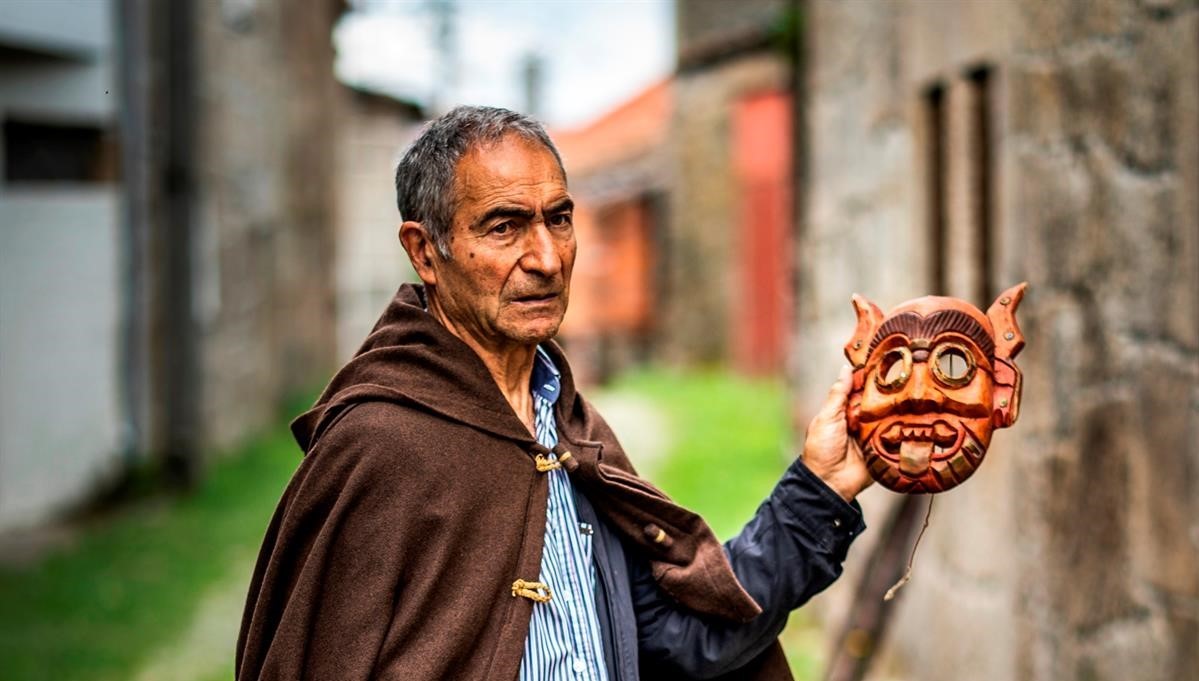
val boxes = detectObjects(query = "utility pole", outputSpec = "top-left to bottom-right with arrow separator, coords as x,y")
160,0 -> 201,487
521,52 -> 544,119
115,0 -> 151,472
429,0 -> 457,116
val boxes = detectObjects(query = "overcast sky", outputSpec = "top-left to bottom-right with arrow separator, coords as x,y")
334,0 -> 676,129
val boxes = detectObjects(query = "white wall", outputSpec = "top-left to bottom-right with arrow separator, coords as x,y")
0,0 -> 122,530
0,0 -> 110,57
0,190 -> 124,529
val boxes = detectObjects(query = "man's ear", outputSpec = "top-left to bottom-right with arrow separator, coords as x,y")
399,220 -> 439,286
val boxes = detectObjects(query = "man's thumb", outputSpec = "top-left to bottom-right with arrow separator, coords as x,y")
820,365 -> 852,417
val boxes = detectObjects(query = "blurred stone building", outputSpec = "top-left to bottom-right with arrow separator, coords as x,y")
794,2 -> 1198,680
0,0 -> 342,531
667,0 -> 799,374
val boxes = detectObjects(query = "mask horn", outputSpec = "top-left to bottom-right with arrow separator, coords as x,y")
844,294 -> 884,368
986,282 -> 1028,360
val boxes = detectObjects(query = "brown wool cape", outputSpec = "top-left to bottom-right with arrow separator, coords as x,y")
236,284 -> 791,680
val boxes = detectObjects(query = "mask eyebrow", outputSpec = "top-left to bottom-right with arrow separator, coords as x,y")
869,310 -> 995,359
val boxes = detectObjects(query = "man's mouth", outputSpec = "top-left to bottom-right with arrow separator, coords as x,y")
511,291 -> 559,304
877,420 -> 960,477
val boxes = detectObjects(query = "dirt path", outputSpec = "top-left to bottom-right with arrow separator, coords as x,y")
588,391 -> 672,479
129,550 -> 255,681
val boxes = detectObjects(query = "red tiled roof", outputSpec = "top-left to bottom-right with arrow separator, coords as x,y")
552,79 -> 671,178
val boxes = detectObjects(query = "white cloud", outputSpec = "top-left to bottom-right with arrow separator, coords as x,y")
334,0 -> 675,127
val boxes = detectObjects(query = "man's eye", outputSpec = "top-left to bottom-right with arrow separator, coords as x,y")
491,222 -> 513,235
549,213 -> 572,228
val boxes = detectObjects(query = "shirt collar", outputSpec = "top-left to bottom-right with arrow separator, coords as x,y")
531,345 -> 562,405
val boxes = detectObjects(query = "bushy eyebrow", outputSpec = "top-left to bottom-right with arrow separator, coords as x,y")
474,197 -> 574,230
546,197 -> 574,215
474,204 -> 535,229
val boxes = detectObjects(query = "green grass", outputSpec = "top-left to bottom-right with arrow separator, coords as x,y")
0,427 -> 300,681
598,368 -> 827,678
600,368 -> 793,540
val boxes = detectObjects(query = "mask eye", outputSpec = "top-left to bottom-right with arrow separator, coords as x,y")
875,346 -> 912,392
932,342 -> 976,387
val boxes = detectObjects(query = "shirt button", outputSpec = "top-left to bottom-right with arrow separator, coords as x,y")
833,518 -> 842,528
572,659 -> 586,673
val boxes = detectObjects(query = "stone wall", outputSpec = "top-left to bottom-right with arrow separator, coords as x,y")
799,1 -> 1198,679
193,0 -> 341,450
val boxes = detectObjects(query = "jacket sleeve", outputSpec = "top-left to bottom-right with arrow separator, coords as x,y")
633,458 -> 866,679
236,405 -> 410,681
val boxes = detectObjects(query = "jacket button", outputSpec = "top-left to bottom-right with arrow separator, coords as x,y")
643,523 -> 672,547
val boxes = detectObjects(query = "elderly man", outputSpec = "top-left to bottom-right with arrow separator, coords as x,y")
237,106 -> 870,681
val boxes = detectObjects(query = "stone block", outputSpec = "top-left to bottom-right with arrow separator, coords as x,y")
1011,0 -> 1135,52
882,569 -> 1015,681
1082,153 -> 1181,340
1126,355 -> 1199,598
1039,400 -> 1141,632
1073,615 -> 1175,681
1009,290 -> 1065,440
1008,150 -> 1096,292
1006,63 -> 1071,145
1083,53 -> 1172,174
1163,11 -> 1199,353
1164,609 -> 1199,680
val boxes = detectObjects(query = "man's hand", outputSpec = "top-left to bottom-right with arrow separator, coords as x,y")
800,365 -> 873,502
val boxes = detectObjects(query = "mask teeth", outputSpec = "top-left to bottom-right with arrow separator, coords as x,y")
961,429 -> 986,459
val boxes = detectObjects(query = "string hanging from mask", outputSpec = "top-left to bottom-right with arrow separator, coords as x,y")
883,496 -> 934,601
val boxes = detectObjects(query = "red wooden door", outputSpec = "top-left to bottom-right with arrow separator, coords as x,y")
731,90 -> 793,375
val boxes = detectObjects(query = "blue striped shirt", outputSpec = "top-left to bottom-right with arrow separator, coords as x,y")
518,348 -> 609,681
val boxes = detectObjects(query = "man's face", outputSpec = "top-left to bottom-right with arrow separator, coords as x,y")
426,134 -> 575,352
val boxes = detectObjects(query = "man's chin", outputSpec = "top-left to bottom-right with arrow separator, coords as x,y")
497,316 -> 564,347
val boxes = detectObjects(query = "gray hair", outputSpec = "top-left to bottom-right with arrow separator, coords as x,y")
395,105 -> 565,258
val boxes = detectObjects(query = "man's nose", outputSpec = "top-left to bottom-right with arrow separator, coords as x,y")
519,222 -> 562,276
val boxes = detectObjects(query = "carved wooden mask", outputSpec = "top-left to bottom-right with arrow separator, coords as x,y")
843,283 -> 1027,494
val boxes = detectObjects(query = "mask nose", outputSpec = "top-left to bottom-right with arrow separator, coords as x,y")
903,363 -> 945,413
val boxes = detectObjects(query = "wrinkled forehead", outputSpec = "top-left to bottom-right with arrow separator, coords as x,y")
868,297 -> 996,358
